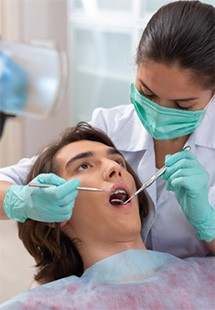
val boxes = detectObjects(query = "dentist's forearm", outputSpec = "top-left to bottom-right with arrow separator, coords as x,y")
0,181 -> 12,219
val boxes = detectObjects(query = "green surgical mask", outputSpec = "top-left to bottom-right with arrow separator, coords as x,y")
130,83 -> 206,140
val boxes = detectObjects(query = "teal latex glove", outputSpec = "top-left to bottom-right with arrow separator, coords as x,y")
3,173 -> 80,223
163,150 -> 215,242
0,52 -> 27,113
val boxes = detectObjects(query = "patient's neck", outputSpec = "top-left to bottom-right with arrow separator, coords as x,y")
79,236 -> 146,271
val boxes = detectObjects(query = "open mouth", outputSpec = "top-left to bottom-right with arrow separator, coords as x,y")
109,189 -> 129,206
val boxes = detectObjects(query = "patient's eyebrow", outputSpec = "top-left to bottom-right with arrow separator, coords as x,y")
66,151 -> 93,168
65,148 -> 124,169
107,148 -> 124,158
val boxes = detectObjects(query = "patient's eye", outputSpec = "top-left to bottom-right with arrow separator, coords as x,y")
77,162 -> 92,172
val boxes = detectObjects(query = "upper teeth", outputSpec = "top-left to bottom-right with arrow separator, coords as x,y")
112,189 -> 127,195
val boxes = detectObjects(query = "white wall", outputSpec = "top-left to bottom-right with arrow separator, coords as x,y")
0,0 -> 69,303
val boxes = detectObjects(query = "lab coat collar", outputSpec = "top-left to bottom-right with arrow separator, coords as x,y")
112,105 -> 152,152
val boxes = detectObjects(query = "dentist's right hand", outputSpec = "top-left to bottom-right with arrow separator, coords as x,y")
3,173 -> 80,223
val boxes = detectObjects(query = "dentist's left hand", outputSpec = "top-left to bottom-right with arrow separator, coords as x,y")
3,173 -> 80,223
163,150 -> 215,242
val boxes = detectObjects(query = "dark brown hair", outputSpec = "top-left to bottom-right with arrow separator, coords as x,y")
18,122 -> 149,284
137,1 -> 215,90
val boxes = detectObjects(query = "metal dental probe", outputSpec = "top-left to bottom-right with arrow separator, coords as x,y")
123,145 -> 191,204
28,183 -> 109,192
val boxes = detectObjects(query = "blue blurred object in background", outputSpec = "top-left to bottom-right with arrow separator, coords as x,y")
0,52 -> 28,114
0,40 -> 67,138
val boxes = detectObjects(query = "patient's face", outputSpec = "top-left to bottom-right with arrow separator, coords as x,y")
55,140 -> 141,245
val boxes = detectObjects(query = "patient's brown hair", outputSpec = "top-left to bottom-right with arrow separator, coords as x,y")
18,122 -> 149,284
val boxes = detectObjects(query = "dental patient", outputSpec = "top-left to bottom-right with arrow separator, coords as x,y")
18,121 -> 149,285
0,122 -> 214,309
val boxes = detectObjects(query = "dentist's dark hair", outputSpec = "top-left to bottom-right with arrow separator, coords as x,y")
136,1 -> 215,90
18,122 -> 149,285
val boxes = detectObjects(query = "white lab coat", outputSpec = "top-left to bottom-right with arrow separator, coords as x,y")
0,98 -> 214,258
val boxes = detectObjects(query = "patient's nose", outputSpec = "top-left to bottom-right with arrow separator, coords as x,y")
103,161 -> 122,180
